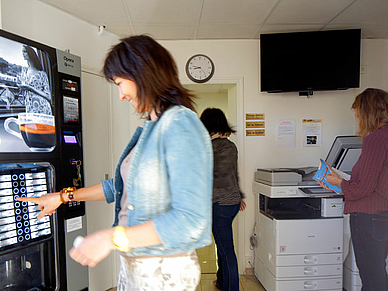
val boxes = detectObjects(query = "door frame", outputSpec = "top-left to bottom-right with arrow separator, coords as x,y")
182,76 -> 246,274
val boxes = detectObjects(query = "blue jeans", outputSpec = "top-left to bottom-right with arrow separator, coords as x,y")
212,202 -> 240,291
350,211 -> 388,291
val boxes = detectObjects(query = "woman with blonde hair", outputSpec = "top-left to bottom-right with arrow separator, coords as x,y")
320,88 -> 388,291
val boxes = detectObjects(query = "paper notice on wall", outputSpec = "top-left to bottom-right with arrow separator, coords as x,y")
277,119 -> 296,147
302,119 -> 322,147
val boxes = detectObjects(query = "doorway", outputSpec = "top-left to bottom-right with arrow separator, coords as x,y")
183,82 -> 242,275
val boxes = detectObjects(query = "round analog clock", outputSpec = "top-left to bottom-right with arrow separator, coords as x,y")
185,54 -> 215,83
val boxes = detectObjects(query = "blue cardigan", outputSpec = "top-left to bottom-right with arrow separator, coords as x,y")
101,106 -> 213,256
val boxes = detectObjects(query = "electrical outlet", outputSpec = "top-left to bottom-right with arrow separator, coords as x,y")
245,256 -> 252,268
360,65 -> 367,74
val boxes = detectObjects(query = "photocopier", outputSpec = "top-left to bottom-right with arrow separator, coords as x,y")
252,136 -> 362,291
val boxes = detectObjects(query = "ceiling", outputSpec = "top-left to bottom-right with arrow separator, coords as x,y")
37,0 -> 388,40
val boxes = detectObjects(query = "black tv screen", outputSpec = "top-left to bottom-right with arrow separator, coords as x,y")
260,29 -> 361,93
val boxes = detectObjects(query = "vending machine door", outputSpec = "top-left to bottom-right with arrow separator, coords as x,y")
0,163 -> 58,290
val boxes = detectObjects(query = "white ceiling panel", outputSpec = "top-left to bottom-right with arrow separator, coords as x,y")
40,0 -> 129,24
197,24 -> 259,39
324,23 -> 382,39
367,25 -> 388,39
125,0 -> 202,24
105,25 -> 134,38
36,0 -> 388,39
201,0 -> 278,24
134,24 -> 197,40
331,0 -> 388,26
267,0 -> 355,24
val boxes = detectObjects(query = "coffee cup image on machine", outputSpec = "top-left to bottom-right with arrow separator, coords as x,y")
3,113 -> 56,152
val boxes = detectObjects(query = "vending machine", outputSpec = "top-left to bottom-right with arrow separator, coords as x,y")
0,29 -> 88,290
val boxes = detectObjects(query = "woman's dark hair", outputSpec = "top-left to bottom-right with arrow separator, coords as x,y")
23,45 -> 42,71
352,88 -> 388,140
200,108 -> 236,135
103,35 -> 195,118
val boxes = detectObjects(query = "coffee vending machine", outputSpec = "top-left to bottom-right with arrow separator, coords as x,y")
0,29 -> 88,290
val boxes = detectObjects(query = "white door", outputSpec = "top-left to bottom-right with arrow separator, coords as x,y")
81,71 -> 116,290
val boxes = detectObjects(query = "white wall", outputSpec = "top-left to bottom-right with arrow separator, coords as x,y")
194,91 -> 229,115
3,0 -> 388,279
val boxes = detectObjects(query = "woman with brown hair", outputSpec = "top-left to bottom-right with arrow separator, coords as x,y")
320,88 -> 388,291
18,35 -> 213,290
200,108 -> 245,291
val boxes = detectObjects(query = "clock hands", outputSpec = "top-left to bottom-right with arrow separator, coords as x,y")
192,66 -> 206,75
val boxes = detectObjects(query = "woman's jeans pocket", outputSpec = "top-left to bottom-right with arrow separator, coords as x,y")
373,211 -> 388,241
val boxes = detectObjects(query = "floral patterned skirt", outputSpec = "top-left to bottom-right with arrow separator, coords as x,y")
117,251 -> 200,291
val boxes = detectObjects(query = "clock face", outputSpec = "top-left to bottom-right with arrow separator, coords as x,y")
185,54 -> 214,83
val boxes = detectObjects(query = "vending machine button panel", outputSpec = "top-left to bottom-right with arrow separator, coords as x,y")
0,168 -> 53,253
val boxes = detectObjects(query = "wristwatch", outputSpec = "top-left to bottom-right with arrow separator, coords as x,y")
112,226 -> 130,252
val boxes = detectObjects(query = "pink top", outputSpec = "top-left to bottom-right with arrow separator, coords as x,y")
118,146 -> 136,226
342,125 -> 388,214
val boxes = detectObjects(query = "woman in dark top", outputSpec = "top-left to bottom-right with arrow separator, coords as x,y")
320,88 -> 388,291
200,108 -> 246,291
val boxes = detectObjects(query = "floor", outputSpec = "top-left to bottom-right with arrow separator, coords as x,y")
195,242 -> 264,290
196,273 -> 265,291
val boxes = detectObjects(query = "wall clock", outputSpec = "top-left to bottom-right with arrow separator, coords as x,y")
185,54 -> 215,83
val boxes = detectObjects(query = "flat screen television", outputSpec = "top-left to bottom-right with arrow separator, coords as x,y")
260,29 -> 361,94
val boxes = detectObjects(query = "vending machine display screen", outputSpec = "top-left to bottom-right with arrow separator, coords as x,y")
64,134 -> 77,144
0,168 -> 52,252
